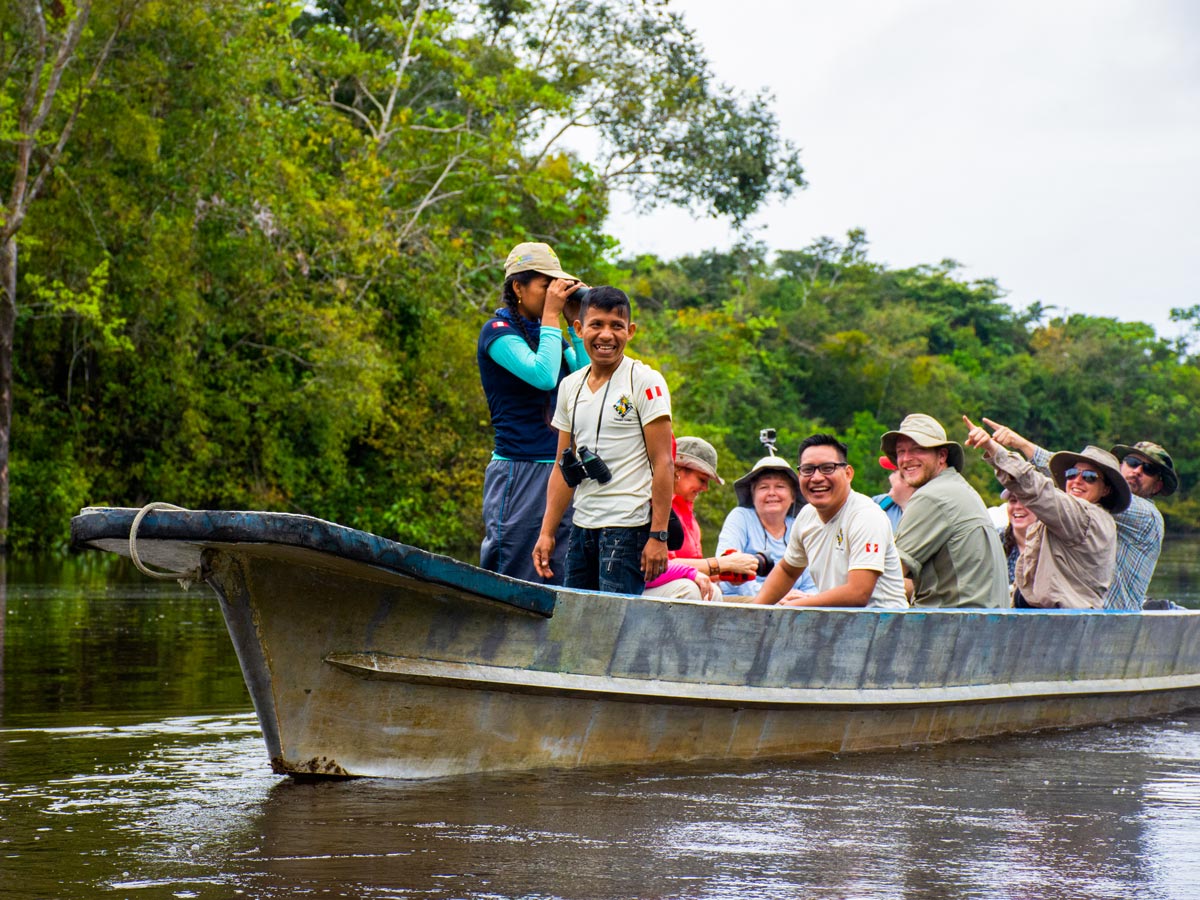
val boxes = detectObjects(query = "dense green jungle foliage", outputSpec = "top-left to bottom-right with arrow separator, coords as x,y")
4,1 -> 1199,558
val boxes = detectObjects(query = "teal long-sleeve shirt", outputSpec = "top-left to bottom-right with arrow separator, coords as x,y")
486,325 -> 587,391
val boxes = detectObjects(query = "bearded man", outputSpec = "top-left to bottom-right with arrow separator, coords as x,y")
880,414 -> 1009,609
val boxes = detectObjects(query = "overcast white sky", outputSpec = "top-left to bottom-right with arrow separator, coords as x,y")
604,0 -> 1200,339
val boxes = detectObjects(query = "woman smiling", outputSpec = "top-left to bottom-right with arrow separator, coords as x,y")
965,416 -> 1130,609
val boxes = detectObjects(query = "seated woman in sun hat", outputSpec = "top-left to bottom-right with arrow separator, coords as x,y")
714,454 -> 817,599
964,416 -> 1130,609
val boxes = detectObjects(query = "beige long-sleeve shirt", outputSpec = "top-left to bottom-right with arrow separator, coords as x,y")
987,449 -> 1116,609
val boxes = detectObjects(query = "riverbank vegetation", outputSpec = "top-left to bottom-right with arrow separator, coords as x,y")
4,1 -> 1198,556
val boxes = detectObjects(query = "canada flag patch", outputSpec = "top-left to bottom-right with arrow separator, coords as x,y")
644,386 -> 663,400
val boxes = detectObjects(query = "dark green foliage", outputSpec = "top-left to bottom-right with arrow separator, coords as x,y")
624,232 -> 1200,543
6,2 -> 1199,558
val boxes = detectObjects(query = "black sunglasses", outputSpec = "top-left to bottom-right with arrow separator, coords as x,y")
1064,467 -> 1102,484
1123,456 -> 1161,477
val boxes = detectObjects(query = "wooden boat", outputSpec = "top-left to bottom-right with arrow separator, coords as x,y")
71,505 -> 1200,780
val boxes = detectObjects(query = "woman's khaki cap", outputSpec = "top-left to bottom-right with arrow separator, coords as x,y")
880,413 -> 965,471
1048,445 -> 1132,513
504,242 -> 577,281
675,436 -> 724,484
733,455 -> 800,511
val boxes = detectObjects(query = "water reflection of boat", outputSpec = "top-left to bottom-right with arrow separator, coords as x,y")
71,506 -> 1200,780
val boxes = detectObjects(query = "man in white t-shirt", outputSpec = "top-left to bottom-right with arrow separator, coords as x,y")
748,433 -> 907,609
533,287 -> 674,594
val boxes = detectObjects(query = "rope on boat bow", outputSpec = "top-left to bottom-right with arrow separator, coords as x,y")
129,502 -> 203,590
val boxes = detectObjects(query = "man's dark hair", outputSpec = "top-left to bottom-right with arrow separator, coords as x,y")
579,286 -> 631,322
797,433 -> 849,464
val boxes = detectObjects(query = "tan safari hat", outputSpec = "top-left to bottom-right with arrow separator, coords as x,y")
880,413 -> 965,471
503,242 -> 576,281
1048,445 -> 1132,513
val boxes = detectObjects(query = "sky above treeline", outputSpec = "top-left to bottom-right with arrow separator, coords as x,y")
605,0 -> 1200,340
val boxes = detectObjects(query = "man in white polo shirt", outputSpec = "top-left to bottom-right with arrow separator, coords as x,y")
747,433 -> 907,609
533,287 -> 674,594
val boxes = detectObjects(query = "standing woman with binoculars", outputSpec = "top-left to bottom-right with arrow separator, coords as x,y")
477,242 -> 588,583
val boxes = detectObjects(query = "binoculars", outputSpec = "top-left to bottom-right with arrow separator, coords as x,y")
560,445 -> 612,488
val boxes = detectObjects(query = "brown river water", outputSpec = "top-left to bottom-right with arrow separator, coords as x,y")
4,540 -> 1200,900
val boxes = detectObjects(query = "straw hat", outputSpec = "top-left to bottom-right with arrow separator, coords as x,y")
1048,445 -> 1131,513
880,413 -> 965,471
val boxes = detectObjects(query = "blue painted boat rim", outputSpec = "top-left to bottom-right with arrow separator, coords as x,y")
69,506 -> 558,617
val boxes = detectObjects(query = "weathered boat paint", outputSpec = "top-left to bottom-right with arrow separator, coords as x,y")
70,507 -> 1200,779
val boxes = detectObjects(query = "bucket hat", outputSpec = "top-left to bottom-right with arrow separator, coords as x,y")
733,456 -> 801,512
675,436 -> 724,485
503,242 -> 576,281
1110,441 -> 1178,496
1048,445 -> 1131,513
880,413 -> 965,471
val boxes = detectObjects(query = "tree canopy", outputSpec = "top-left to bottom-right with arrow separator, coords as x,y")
4,1 -> 1198,558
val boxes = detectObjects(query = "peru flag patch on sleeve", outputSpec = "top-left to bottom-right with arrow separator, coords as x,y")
645,386 -> 663,400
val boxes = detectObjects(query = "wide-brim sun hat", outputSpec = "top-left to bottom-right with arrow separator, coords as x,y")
675,436 -> 724,485
880,413 -> 965,472
1048,445 -> 1132,513
1111,441 -> 1178,496
504,242 -> 577,281
733,456 -> 801,511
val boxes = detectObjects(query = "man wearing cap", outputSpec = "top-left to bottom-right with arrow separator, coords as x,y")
1108,441 -> 1177,609
979,418 -> 1177,610
880,414 -> 1009,609
964,417 -> 1130,609
871,455 -> 914,533
478,241 -> 589,583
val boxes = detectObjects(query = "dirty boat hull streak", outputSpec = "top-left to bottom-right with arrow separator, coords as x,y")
71,508 -> 1200,779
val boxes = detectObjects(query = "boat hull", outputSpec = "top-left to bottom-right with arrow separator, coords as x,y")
71,508 -> 1200,779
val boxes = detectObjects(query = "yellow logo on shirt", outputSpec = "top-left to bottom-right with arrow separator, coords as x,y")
613,394 -> 634,418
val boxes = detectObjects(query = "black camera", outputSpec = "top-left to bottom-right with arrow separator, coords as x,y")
560,445 -> 612,487
759,428 -> 777,454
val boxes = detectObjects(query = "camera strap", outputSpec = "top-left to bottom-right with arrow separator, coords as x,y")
567,365 -> 613,454
570,359 -> 665,475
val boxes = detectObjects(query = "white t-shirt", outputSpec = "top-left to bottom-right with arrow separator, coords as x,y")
782,490 -> 907,608
552,355 -> 671,528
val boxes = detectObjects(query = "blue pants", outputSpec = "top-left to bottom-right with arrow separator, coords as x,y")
563,523 -> 650,595
480,459 -> 572,584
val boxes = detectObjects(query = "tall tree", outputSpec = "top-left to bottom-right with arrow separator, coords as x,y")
0,0 -> 138,547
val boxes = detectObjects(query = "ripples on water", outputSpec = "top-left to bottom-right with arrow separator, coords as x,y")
4,554 -> 1200,898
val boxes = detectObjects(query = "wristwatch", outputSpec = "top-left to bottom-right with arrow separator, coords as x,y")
648,530 -> 670,542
